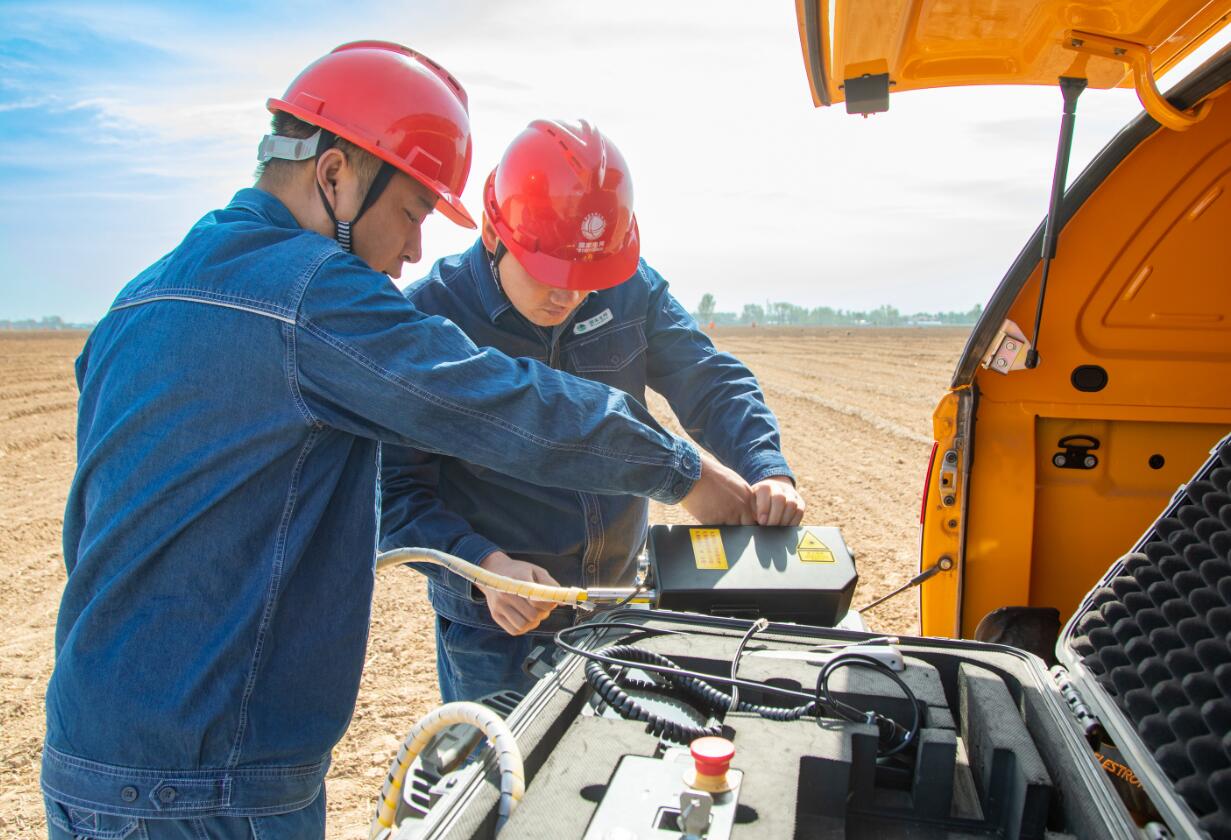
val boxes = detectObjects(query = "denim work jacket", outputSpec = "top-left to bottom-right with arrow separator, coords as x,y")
44,189 -> 701,819
379,242 -> 792,634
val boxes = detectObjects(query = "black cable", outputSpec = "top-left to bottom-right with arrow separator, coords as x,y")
594,584 -> 646,613
815,654 -> 920,756
729,618 -> 768,712
584,644 -> 818,743
554,622 -> 819,704
556,619 -> 919,756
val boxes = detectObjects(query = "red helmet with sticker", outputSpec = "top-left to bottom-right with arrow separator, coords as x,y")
484,120 -> 639,290
266,41 -> 476,229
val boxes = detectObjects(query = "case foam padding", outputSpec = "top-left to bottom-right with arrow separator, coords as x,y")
959,663 -> 1053,840
1068,439 -> 1231,838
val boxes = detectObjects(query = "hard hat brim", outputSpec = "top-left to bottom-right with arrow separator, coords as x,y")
267,97 -> 477,230
508,220 -> 641,291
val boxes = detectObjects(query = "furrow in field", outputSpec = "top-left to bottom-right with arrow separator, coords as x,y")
4,400 -> 77,422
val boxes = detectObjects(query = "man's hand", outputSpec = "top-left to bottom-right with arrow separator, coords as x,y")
751,475 -> 806,526
679,449 -> 755,525
476,551 -> 559,636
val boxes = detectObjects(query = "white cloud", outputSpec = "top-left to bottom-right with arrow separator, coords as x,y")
3,0 -> 1230,320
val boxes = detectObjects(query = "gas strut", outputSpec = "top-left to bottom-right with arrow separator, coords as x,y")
1024,76 -> 1087,369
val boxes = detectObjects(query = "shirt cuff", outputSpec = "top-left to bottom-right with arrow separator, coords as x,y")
649,439 -> 701,504
739,451 -> 795,486
448,533 -> 502,597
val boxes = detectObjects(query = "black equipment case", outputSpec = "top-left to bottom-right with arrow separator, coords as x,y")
394,433 -> 1231,840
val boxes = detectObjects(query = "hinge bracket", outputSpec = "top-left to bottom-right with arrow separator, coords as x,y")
1064,30 -> 1212,131
1051,665 -> 1105,747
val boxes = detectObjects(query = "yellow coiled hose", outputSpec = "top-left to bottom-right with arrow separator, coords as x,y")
369,701 -> 524,839
368,548 -> 584,838
374,547 -> 589,607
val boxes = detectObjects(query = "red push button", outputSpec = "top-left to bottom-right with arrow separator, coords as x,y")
688,736 -> 735,793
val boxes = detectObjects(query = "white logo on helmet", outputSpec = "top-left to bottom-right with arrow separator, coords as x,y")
580,213 -> 607,241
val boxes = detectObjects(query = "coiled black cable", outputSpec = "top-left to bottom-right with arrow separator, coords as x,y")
563,618 -> 918,756
584,644 -> 819,742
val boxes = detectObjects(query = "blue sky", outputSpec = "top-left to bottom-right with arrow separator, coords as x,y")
2,1 -> 1229,322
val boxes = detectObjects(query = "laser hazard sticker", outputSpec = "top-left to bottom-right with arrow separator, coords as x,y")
796,530 -> 836,563
689,528 -> 728,570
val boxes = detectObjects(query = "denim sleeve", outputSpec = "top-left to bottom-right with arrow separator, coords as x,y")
379,443 -> 499,597
293,254 -> 700,501
641,265 -> 794,485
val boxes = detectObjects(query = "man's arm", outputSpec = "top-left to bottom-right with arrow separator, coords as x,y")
640,264 -> 804,525
380,444 -> 562,635
379,445 -> 498,588
294,254 -> 745,517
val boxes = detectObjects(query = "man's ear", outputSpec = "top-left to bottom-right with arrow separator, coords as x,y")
315,147 -> 347,202
480,213 -> 500,254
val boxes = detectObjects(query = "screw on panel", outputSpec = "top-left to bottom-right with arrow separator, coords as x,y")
944,450 -> 958,464
942,495 -> 956,506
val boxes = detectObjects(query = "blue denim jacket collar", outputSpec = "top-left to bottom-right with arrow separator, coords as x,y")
468,244 -> 515,324
228,187 -> 302,231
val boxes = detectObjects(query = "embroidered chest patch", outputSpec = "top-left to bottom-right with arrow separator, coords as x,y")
574,308 -> 614,335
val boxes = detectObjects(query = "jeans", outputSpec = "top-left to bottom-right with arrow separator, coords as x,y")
435,617 -> 556,703
44,789 -> 324,840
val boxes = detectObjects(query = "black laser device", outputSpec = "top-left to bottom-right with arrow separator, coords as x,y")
645,525 -> 858,627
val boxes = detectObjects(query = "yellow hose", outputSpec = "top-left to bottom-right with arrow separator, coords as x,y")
369,701 -> 525,839
375,547 -> 589,607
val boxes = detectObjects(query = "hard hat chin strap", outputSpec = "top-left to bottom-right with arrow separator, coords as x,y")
316,162 -> 397,254
316,167 -> 396,253
487,240 -> 509,295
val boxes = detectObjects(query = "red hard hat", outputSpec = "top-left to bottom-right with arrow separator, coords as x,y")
484,120 -> 639,290
268,41 -> 476,229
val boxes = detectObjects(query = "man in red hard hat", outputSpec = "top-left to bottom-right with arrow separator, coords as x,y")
382,120 -> 805,702
43,46 -> 749,839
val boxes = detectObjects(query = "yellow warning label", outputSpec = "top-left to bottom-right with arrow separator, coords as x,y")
689,528 -> 728,570
797,530 -> 835,563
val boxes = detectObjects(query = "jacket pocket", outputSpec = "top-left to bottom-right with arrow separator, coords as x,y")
566,321 -> 647,374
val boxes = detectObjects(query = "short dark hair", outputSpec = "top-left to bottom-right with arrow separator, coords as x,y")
254,111 -> 383,190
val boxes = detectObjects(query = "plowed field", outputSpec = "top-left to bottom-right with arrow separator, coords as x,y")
0,326 -> 969,837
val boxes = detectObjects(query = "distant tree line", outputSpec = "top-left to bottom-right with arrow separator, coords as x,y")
692,294 -> 983,327
0,315 -> 94,330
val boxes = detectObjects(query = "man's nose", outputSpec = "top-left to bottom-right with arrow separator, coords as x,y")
549,288 -> 583,306
404,226 -> 422,264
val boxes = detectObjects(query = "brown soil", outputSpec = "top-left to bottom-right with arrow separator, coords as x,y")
0,326 -> 969,838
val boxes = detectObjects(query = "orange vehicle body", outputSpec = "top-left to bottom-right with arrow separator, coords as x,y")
795,1 -> 1231,638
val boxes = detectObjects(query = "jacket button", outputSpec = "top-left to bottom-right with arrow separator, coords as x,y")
672,481 -> 684,495
589,514 -> 600,525
158,786 -> 177,803
608,354 -> 620,365
120,786 -> 138,802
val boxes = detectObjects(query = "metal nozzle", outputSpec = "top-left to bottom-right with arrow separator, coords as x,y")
582,587 -> 658,607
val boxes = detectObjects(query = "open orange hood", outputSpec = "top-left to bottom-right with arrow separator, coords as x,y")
796,0 -> 1231,127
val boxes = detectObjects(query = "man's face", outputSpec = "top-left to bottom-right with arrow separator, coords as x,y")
352,172 -> 437,280
495,252 -> 588,327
